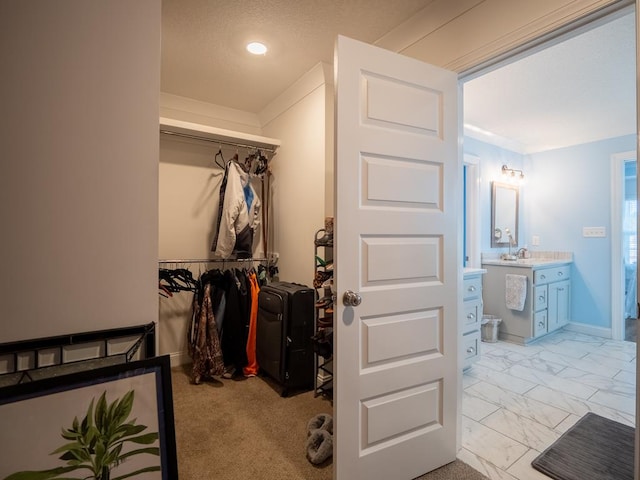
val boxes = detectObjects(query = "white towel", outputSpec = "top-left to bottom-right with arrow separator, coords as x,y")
505,274 -> 527,311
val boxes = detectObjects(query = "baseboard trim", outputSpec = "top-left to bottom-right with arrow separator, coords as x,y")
563,322 -> 612,339
169,351 -> 191,367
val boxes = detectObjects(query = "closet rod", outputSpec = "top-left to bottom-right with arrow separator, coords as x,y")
159,258 -> 268,264
160,129 -> 278,154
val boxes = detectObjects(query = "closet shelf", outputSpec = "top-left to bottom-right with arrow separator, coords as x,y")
159,258 -> 268,264
159,117 -> 280,153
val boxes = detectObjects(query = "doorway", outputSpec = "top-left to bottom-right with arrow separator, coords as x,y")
459,7 -> 637,479
463,7 -> 636,341
612,152 -> 638,342
623,159 -> 637,341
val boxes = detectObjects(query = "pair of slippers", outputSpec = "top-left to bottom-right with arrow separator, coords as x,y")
306,413 -> 333,465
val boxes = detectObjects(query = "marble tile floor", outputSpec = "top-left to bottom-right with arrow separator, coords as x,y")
460,329 -> 637,480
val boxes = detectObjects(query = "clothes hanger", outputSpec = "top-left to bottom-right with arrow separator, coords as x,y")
214,147 -> 225,169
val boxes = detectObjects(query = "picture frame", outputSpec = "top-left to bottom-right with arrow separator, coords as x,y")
0,355 -> 178,480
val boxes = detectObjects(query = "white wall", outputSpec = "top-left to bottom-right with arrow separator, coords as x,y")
0,0 -> 161,343
160,92 -> 263,136
261,64 -> 330,286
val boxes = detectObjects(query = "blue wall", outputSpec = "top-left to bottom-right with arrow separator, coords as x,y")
464,137 -> 525,253
465,134 -> 636,330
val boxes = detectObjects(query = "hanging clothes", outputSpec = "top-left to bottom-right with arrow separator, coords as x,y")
188,283 -> 225,384
243,270 -> 260,376
220,268 -> 250,377
211,161 -> 261,259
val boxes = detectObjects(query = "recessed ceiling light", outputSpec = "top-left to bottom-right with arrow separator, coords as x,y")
246,42 -> 267,55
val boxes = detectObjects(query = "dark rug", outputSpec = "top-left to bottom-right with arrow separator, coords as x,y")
531,412 -> 634,480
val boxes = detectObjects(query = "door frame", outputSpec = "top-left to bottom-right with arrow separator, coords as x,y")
611,150 -> 637,341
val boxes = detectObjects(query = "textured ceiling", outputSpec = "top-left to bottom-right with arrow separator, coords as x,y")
162,2 -> 636,154
161,0 -> 433,112
464,11 -> 636,154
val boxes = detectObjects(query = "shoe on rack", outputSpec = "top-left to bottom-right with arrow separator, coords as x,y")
315,295 -> 333,308
315,234 -> 333,247
315,255 -> 329,267
311,330 -> 333,359
321,278 -> 334,291
313,271 -> 332,289
324,216 -> 334,235
317,316 -> 333,328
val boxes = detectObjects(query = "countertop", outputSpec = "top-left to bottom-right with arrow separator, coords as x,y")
463,267 -> 487,275
481,258 -> 572,268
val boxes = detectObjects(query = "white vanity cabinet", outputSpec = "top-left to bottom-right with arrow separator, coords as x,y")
462,269 -> 485,369
482,261 -> 571,344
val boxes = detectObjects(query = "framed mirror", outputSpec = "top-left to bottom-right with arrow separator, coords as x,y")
491,182 -> 519,248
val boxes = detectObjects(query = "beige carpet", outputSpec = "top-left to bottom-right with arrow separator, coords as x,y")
171,366 -> 488,480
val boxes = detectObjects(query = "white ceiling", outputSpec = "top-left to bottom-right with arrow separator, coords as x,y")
161,0 -> 432,113
463,11 -> 636,155
161,3 -> 636,155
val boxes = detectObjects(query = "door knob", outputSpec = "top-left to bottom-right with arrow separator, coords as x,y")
343,290 -> 362,307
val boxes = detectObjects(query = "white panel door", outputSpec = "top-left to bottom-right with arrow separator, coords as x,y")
334,35 -> 460,480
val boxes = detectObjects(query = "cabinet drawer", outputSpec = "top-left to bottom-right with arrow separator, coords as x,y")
463,331 -> 480,361
534,310 -> 548,337
534,285 -> 547,311
463,276 -> 482,300
463,300 -> 481,330
534,265 -> 570,285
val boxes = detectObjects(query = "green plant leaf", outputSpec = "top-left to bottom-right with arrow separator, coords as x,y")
111,465 -> 161,480
95,440 -> 106,469
85,424 -> 98,447
109,423 -> 147,444
118,447 -> 160,460
116,423 -> 146,436
3,464 -> 86,480
111,391 -> 134,428
115,432 -> 158,445
95,391 -> 107,433
80,398 -> 95,435
59,447 -> 90,463
50,442 -> 83,455
60,429 -> 80,441
104,443 -> 123,467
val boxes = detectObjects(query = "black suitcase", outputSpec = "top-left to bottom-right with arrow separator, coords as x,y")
256,281 -> 315,396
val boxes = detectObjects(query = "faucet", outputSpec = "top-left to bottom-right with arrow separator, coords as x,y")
500,229 -> 518,260
507,231 -> 515,257
516,247 -> 528,259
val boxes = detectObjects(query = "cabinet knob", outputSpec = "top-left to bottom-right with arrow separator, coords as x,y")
538,295 -> 545,301
467,347 -> 475,354
467,313 -> 475,320
538,321 -> 544,327
558,271 -> 563,276
540,274 -> 546,280
468,286 -> 476,292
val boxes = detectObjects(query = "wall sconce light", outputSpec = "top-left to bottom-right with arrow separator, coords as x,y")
502,164 -> 524,182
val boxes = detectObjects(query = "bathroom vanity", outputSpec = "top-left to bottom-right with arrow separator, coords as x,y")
481,257 -> 572,344
462,268 -> 486,369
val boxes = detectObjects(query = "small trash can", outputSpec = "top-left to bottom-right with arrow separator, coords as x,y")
481,315 -> 502,343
